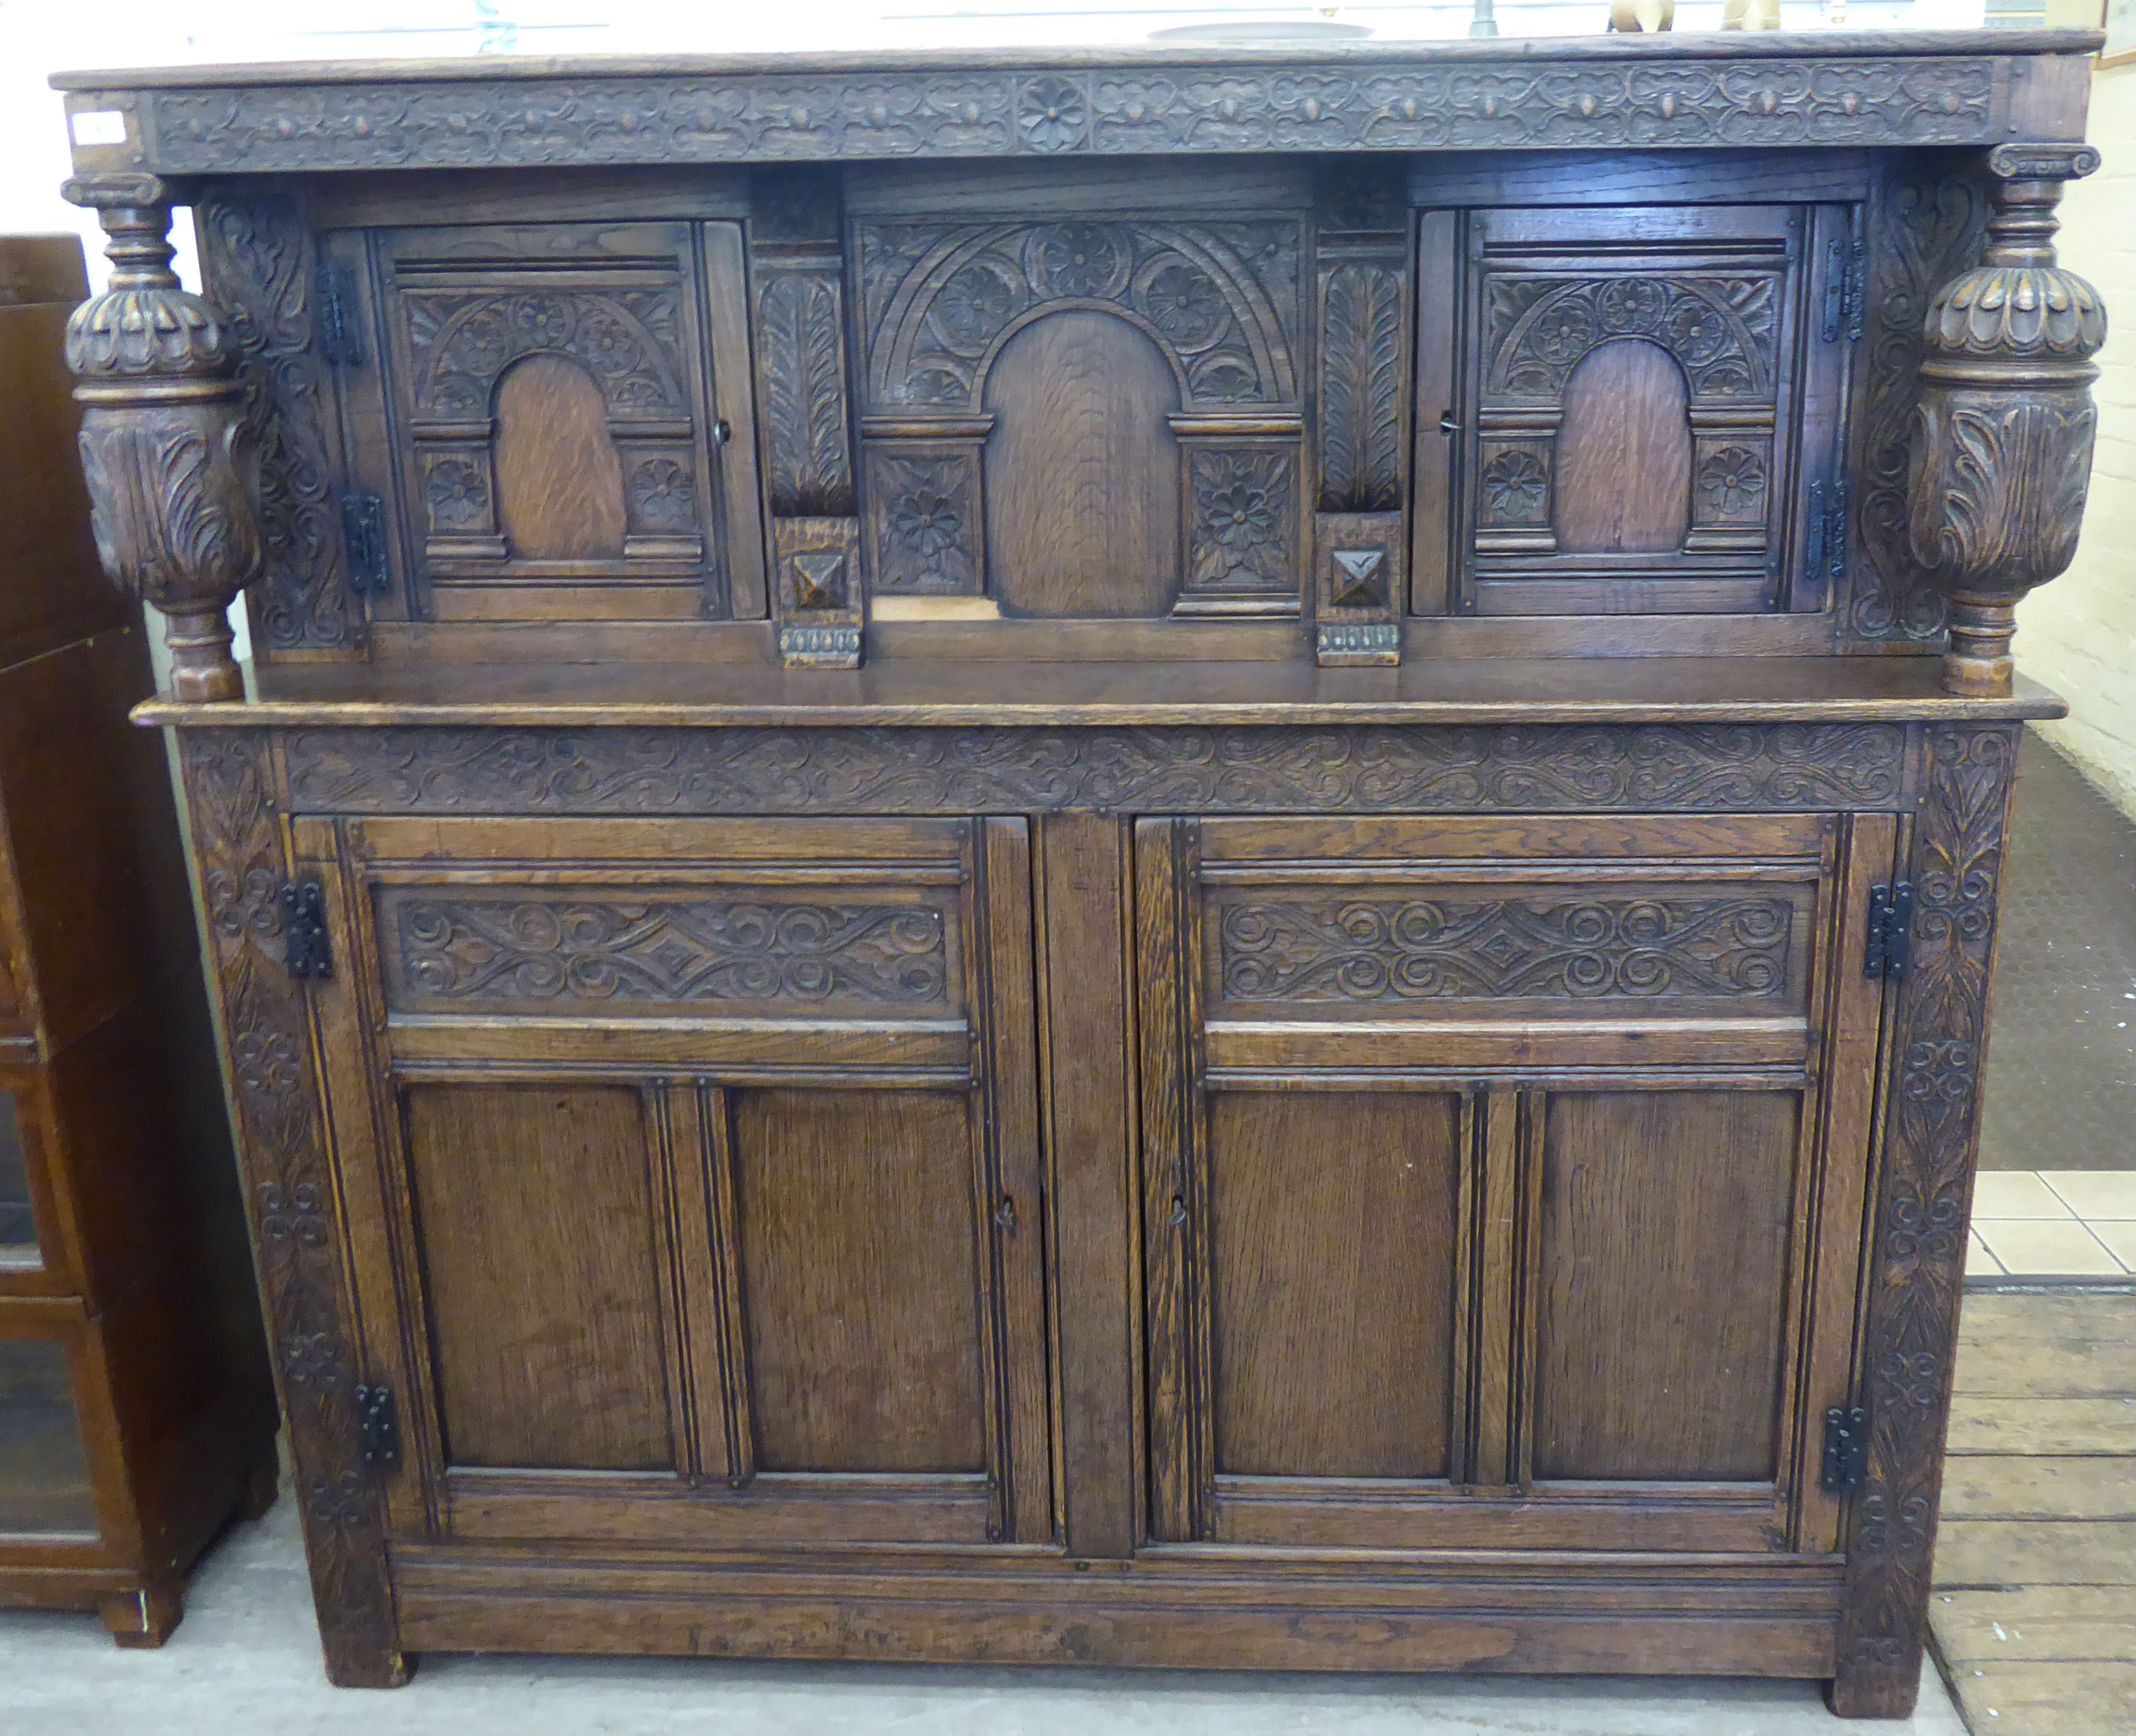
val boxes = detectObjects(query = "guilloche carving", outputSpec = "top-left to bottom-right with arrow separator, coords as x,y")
1905,144 -> 2107,697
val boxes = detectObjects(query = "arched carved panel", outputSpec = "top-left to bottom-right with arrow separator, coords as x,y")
404,289 -> 687,419
493,354 -> 626,561
984,309 -> 1181,617
1486,275 -> 1777,402
859,219 -> 1301,411
1555,339 -> 1692,554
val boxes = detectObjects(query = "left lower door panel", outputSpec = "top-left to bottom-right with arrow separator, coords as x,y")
298,813 -> 1050,1550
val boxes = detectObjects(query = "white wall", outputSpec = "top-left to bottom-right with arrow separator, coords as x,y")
2016,63 -> 2136,819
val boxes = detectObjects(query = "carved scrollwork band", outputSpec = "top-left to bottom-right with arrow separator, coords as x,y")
177,732 -> 400,1684
1833,724 -> 2017,1715
110,55 -> 2013,176
279,720 -> 1908,817
1214,893 -> 1795,1003
385,892 -> 953,1009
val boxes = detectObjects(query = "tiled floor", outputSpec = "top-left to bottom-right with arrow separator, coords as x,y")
1968,1170 -> 2136,1279
1978,734 -> 2136,1175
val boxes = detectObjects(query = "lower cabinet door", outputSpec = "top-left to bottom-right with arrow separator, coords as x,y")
301,815 -> 1050,1548
1136,810 -> 1898,1555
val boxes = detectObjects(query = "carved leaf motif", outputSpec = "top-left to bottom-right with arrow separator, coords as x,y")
1907,394 -> 2096,596
194,190 -> 356,650
759,272 -> 854,515
1218,895 -> 1793,1001
393,895 -> 950,1006
1319,263 -> 1404,513
75,410 -> 265,611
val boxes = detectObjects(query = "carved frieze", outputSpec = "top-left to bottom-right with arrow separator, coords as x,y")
387,893 -> 952,1008
126,57 -> 2009,175
1215,893 -> 1794,1001
858,218 -> 1301,409
281,721 -> 1909,817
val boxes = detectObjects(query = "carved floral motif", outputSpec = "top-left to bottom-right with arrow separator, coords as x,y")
859,218 -> 1299,408
1217,895 -> 1793,1002
1481,450 -> 1549,522
629,457 -> 696,531
403,289 -> 685,418
137,58 -> 2006,175
867,449 -> 980,592
1188,450 -> 1294,591
422,456 -> 490,530
194,190 -> 359,652
390,895 -> 951,1006
1698,446 -> 1767,516
1487,273 -> 1777,398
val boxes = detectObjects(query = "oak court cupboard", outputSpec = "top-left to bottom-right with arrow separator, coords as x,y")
52,27 -> 2109,1718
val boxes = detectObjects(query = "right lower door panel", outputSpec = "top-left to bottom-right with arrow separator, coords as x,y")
1136,809 -> 1896,1556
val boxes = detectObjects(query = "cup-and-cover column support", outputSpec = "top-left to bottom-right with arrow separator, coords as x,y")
62,175 -> 264,703
1906,143 -> 2109,698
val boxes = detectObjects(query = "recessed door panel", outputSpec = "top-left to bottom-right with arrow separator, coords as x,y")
1533,1088 -> 1800,1483
0,1332 -> 96,1535
1209,1090 -> 1460,1480
732,1087 -> 985,1475
403,1082 -> 672,1472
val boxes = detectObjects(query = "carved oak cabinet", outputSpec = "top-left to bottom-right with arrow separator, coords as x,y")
53,29 -> 2107,1717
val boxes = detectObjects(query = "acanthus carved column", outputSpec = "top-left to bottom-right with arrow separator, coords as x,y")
63,173 -> 264,702
1906,143 -> 2107,698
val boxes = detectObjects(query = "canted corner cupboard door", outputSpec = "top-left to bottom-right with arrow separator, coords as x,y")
1412,202 -> 1854,618
295,814 -> 1048,1550
325,219 -> 767,626
1136,810 -> 1898,1555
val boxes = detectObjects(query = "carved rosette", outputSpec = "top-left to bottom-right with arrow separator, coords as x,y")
1905,145 -> 2107,696
63,175 -> 264,702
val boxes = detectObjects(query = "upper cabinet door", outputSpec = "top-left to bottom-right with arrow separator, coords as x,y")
294,815 -> 1048,1551
332,221 -> 767,624
1414,203 -> 1853,618
1137,809 -> 1896,1557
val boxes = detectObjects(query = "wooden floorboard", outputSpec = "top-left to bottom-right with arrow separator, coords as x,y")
1929,1293 -> 2136,1735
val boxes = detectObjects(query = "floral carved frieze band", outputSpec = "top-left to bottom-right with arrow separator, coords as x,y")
1215,894 -> 1796,1002
859,218 -> 1300,409
281,722 -> 1908,816
120,56 -> 2008,173
384,891 -> 953,1009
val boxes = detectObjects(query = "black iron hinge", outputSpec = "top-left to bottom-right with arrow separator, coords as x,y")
340,492 -> 392,597
1820,1405 -> 1869,1494
279,882 -> 333,982
1864,882 -> 1915,980
1804,479 -> 1849,589
1821,230 -> 1868,344
317,263 -> 365,368
355,1383 -> 400,1477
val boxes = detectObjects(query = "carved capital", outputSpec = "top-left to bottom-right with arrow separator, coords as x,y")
62,190 -> 262,702
1905,146 -> 2107,697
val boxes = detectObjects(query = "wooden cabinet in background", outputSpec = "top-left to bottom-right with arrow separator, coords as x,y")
53,27 -> 2109,1720
0,234 -> 277,1646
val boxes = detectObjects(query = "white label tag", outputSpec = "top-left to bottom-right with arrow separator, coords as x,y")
70,110 -> 128,146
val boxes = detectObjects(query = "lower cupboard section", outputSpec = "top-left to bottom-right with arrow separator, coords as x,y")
383,1549 -> 1847,1675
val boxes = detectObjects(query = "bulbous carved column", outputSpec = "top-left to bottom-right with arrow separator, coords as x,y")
1906,144 -> 2107,698
63,174 -> 263,703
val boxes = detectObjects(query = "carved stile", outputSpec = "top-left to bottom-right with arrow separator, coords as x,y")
63,175 -> 266,702
1905,145 -> 2107,696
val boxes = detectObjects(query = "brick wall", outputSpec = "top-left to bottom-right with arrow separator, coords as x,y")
2014,64 -> 2136,817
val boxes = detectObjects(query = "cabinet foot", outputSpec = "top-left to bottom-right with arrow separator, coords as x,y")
322,1644 -> 414,1689
99,1583 -> 183,1649
238,1450 -> 282,1522
1824,1657 -> 1922,1720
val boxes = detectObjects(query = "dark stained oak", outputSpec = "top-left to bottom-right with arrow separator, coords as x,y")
44,33 -> 2102,1715
731,1087 -> 985,1475
1555,340 -> 1693,557
403,1084 -> 671,1471
985,311 -> 1180,619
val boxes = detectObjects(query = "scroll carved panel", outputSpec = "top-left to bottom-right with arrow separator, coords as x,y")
1213,893 -> 1796,1004
382,891 -> 955,1012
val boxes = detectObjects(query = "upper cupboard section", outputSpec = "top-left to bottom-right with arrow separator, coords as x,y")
294,159 -> 1869,646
